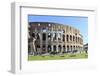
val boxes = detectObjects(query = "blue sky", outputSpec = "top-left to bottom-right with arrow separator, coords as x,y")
28,15 -> 88,44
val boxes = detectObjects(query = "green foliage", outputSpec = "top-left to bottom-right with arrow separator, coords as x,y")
28,52 -> 88,61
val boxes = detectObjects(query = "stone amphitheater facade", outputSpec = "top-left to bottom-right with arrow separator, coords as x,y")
28,22 -> 83,55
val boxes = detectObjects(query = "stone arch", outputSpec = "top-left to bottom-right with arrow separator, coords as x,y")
58,45 -> 62,52
70,35 -> 72,41
70,45 -> 72,52
53,45 -> 56,52
63,34 -> 65,41
78,46 -> 80,50
48,45 -> 51,53
42,33 -> 46,41
78,37 -> 80,43
42,45 -> 46,53
73,46 -> 75,50
67,45 -> 69,52
76,37 -> 77,43
66,35 -> 69,42
76,46 -> 78,50
73,36 -> 75,42
63,45 -> 66,52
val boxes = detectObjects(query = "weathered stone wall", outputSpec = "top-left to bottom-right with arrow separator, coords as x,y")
28,22 -> 83,54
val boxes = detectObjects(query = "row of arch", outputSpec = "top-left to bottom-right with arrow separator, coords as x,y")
35,44 -> 83,53
65,34 -> 83,44
31,32 -> 83,44
29,23 -> 80,34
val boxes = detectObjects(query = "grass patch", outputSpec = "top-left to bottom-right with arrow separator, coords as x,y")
28,53 -> 88,61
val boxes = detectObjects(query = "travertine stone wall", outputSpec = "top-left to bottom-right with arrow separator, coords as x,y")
28,22 -> 83,54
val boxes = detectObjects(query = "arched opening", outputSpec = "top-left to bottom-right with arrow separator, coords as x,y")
63,35 -> 65,41
76,37 -> 77,43
36,45 -> 40,54
73,46 -> 75,51
76,46 -> 78,50
53,45 -> 56,52
66,35 -> 69,42
67,45 -> 69,52
63,45 -> 65,53
55,33 -> 57,40
48,45 -> 51,53
73,36 -> 75,42
78,37 -> 79,43
58,45 -> 61,52
42,45 -> 46,53
70,35 -> 72,41
71,46 -> 72,51
78,46 -> 79,51
42,33 -> 46,41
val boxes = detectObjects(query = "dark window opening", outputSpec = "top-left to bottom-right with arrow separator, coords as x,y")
63,35 -> 65,41
58,45 -> 61,52
67,46 -> 69,51
70,35 -> 72,41
66,35 -> 69,42
53,45 -> 56,51
42,45 -> 46,52
48,45 -> 51,52
63,45 -> 65,52
42,33 -> 46,41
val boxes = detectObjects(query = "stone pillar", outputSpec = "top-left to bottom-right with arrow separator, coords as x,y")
56,32 -> 58,53
63,46 -> 64,53
66,46 -> 67,52
69,46 -> 70,52
51,27 -> 53,42
56,33 -> 58,42
72,35 -> 73,43
56,45 -> 58,52
32,38 -> 36,55
65,34 -> 66,42
46,33 -> 48,53
61,33 -> 63,42
69,34 -> 70,43
51,45 -> 53,52
65,28 -> 66,42
30,41 -> 33,55
40,32 -> 42,54
61,45 -> 63,53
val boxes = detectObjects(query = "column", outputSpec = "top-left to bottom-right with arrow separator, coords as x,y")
46,33 -> 48,53
56,32 -> 59,53
72,35 -> 73,43
61,45 -> 63,53
65,46 -> 67,52
65,28 -> 66,42
56,45 -> 58,52
51,45 -> 53,52
30,42 -> 33,55
61,33 -> 63,42
56,33 -> 58,42
69,34 -> 70,43
40,32 -> 42,54
51,27 -> 53,41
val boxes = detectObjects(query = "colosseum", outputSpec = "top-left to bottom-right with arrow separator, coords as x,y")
28,22 -> 83,55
